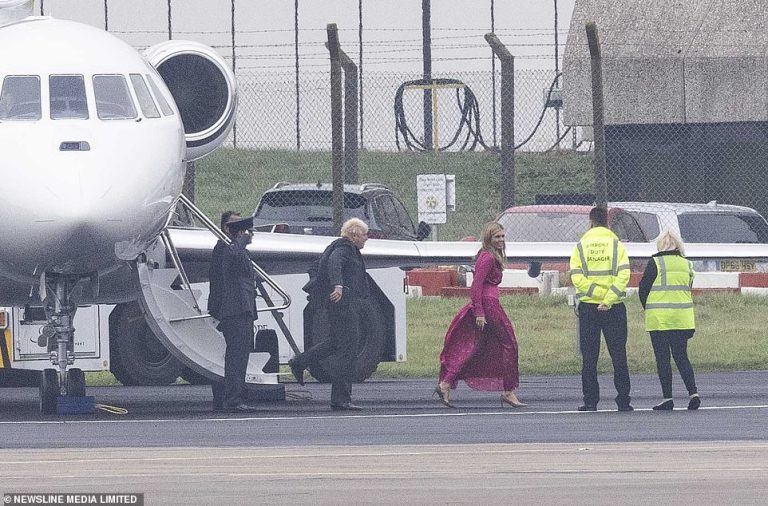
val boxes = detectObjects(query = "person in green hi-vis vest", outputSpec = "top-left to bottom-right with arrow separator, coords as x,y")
639,230 -> 701,411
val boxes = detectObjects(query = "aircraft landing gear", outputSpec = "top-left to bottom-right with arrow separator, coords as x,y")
66,368 -> 86,397
39,274 -> 87,414
39,368 -> 59,415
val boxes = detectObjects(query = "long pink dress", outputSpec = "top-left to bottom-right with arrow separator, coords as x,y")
438,250 -> 520,391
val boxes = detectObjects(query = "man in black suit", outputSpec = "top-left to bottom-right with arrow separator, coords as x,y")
289,218 -> 370,411
208,212 -> 258,413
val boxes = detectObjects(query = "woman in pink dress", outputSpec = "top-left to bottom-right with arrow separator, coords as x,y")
434,222 -> 526,408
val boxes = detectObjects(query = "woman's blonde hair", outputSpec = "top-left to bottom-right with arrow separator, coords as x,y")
477,222 -> 506,266
656,229 -> 685,256
340,217 -> 368,238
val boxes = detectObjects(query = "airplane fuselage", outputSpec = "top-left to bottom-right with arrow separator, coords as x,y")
0,17 -> 186,303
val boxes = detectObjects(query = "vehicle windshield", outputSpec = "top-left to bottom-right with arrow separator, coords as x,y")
497,212 -> 588,242
254,190 -> 368,222
679,213 -> 768,243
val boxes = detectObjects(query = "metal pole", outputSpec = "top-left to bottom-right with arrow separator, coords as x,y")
358,0 -> 364,150
554,0 -> 561,149
104,0 -> 108,31
327,24 -> 345,235
586,22 -> 607,208
39,0 -> 43,15
490,0 -> 497,147
230,0 -> 237,148
295,0 -> 301,151
485,33 -> 515,209
167,0 -> 172,40
340,50 -> 359,184
422,0 -> 433,151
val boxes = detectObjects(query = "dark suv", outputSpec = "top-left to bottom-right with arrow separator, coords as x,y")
252,182 -> 432,241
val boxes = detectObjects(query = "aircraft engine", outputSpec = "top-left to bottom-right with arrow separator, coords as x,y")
144,41 -> 237,161
0,0 -> 34,27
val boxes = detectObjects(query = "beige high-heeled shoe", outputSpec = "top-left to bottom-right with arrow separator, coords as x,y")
433,382 -> 454,408
500,392 -> 527,408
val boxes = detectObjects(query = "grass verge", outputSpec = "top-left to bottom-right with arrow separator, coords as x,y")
374,292 -> 768,379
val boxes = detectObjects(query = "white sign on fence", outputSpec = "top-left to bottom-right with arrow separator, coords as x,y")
417,174 -> 455,224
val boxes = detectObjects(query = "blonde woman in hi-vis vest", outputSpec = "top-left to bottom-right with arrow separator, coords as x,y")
638,230 -> 701,411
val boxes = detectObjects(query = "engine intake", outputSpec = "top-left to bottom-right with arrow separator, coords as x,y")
144,40 -> 237,161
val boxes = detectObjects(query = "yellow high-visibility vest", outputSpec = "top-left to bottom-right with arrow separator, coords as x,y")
645,255 -> 695,331
569,226 -> 630,307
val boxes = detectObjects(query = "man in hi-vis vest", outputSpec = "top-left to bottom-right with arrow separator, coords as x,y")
569,207 -> 633,412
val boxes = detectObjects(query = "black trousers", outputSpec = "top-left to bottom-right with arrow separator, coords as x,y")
295,297 -> 362,406
211,313 -> 254,408
578,302 -> 631,407
650,329 -> 697,398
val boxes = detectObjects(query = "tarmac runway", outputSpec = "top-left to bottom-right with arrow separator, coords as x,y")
1,371 -> 767,504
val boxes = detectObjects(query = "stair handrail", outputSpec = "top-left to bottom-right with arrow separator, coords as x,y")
164,194 -> 292,316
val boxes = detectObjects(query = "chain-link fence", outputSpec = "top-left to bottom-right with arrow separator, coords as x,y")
197,57 -> 768,249
35,0 -> 768,249
197,67 -> 576,241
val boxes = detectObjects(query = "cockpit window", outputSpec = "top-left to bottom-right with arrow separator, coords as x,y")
129,74 -> 160,119
93,75 -> 137,120
146,74 -> 174,116
0,76 -> 42,121
50,75 -> 88,120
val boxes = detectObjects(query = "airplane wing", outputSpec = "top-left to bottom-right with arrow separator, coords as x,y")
165,227 -> 768,276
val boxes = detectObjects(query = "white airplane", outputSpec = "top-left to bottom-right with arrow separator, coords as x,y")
0,0 -> 239,410
3,0 -> 768,414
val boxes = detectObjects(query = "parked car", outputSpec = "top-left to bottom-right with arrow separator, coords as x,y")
494,204 -> 649,276
252,182 -> 431,241
609,201 -> 768,244
611,201 -> 768,272
495,204 -> 649,243
496,201 -> 768,273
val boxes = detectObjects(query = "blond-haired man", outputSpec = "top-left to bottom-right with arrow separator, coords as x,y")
289,218 -> 370,410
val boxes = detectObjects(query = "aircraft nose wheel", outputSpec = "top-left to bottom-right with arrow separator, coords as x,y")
66,368 -> 86,397
39,368 -> 60,415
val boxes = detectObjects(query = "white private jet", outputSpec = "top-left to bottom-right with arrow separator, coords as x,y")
2,0 -> 768,414
0,0 -> 241,411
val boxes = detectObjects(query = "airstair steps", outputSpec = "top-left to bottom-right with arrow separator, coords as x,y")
135,259 -> 278,389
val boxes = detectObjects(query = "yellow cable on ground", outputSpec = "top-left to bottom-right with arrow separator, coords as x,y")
95,403 -> 128,415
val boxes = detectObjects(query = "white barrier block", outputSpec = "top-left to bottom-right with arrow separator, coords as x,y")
551,287 -> 574,297
692,272 -> 740,289
741,287 -> 768,296
468,269 -> 561,295
405,285 -> 423,298
500,269 -> 540,288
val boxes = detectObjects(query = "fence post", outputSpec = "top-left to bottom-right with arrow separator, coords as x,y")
339,50 -> 359,184
294,0 -> 301,151
422,0 -> 433,151
327,24 -> 345,235
485,33 -> 515,210
230,0 -> 237,149
586,22 -> 607,208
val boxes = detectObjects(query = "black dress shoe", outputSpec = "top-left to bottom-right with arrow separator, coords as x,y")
577,404 -> 597,411
617,404 -> 634,412
653,399 -> 674,411
225,403 -> 259,413
288,358 -> 305,386
331,403 -> 363,411
687,395 -> 701,410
